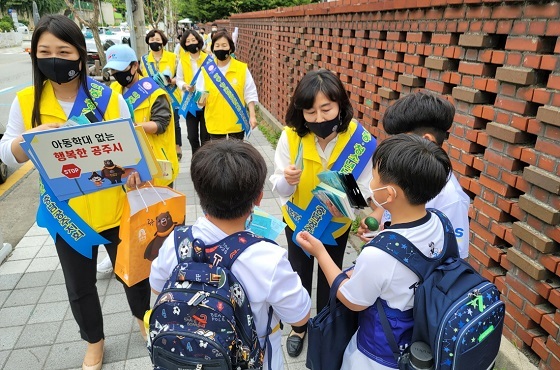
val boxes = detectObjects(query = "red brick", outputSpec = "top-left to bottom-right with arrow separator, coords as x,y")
542,314 -> 560,338
532,336 -> 549,363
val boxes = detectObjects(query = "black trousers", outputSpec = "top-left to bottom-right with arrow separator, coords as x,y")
209,131 -> 245,141
285,225 -> 349,324
185,110 -> 209,154
55,226 -> 151,343
174,108 -> 182,147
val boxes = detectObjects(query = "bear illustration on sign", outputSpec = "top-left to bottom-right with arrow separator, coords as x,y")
101,159 -> 126,184
144,211 -> 185,261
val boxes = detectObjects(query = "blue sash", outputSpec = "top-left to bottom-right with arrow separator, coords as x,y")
178,57 -> 250,135
69,77 -> 112,122
178,57 -> 209,118
123,77 -> 161,111
141,55 -> 180,109
36,181 -> 110,259
285,123 -> 377,247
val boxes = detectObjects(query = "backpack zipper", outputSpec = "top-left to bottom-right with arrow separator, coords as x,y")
434,282 -> 491,366
152,330 -> 233,369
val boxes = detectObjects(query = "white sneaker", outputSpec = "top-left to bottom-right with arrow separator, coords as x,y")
97,255 -> 113,274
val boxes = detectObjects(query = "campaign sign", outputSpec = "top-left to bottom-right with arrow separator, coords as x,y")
21,118 -> 152,201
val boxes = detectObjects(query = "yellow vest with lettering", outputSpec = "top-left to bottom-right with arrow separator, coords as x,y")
110,76 -> 179,186
179,51 -> 209,87
202,58 -> 247,135
18,80 -> 126,233
141,50 -> 182,105
281,121 -> 362,239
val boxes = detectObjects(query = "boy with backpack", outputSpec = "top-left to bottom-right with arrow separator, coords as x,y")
149,139 -> 311,369
298,134 -> 504,370
358,91 -> 471,259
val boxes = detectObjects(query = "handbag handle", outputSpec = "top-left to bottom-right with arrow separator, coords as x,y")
329,272 -> 349,316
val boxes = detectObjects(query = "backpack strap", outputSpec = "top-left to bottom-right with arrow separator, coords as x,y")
376,299 -> 402,363
210,231 -> 277,270
364,209 -> 458,282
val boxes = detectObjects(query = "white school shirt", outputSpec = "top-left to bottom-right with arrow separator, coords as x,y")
0,95 -> 131,168
150,216 -> 311,370
269,129 -> 373,206
381,174 -> 471,258
339,211 -> 445,370
194,59 -> 259,105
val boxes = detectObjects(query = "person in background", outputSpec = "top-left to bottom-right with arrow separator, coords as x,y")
357,91 -> 471,259
204,23 -> 219,54
0,15 -> 151,370
140,29 -> 184,161
105,44 -> 178,187
269,69 -> 374,358
176,29 -> 210,155
196,31 -> 258,140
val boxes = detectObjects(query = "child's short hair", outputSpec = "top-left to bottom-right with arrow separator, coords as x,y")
382,91 -> 455,146
191,140 -> 267,220
372,134 -> 452,205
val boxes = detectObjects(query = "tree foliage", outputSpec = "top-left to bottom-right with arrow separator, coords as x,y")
178,0 -> 320,23
1,0 -> 66,19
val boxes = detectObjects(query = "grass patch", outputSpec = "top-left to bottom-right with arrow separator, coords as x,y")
255,105 -> 282,148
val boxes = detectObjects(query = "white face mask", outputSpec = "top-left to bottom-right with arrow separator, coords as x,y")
369,185 -> 397,209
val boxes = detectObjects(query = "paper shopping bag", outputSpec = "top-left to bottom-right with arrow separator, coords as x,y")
116,185 -> 186,287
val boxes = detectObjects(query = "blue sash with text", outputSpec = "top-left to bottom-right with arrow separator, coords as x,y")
36,181 -> 110,259
285,123 -> 377,248
178,58 -> 208,118
69,77 -> 112,122
141,55 -> 180,109
123,77 -> 160,111
178,57 -> 250,135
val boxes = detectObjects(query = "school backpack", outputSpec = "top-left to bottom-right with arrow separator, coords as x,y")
147,226 -> 274,370
366,209 -> 504,370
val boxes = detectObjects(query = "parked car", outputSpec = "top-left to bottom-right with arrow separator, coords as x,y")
15,22 -> 29,34
0,121 -> 8,184
83,26 -> 130,67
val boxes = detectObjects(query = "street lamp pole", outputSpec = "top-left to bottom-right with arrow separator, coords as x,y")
124,0 -> 147,58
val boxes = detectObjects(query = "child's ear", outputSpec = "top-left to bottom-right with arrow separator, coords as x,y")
254,191 -> 264,206
422,133 -> 437,144
387,185 -> 399,202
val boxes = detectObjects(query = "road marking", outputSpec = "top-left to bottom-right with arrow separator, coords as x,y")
0,82 -> 31,95
0,162 -> 34,197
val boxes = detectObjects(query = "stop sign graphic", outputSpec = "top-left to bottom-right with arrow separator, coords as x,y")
61,163 -> 82,179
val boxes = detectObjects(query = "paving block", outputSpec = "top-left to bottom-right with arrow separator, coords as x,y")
26,256 -> 60,273
4,346 -> 51,370
0,305 -> 34,328
39,284 -> 69,304
103,334 -> 130,363
0,325 -> 23,351
14,321 -> 60,349
27,301 -> 69,324
44,341 -> 85,369
4,286 -> 44,307
15,271 -> 53,289
55,319 -> 82,344
0,273 -> 22,291
104,312 -> 135,337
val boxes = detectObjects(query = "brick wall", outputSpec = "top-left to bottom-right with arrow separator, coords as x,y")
220,0 -> 560,367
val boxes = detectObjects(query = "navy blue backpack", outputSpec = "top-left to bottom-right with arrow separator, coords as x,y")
366,209 -> 504,370
147,226 -> 274,370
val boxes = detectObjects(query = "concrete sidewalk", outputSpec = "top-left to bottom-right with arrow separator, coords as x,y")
0,125 -> 358,370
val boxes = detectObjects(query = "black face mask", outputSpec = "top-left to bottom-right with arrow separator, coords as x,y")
149,42 -> 163,52
37,57 -> 81,84
306,116 -> 340,139
114,68 -> 135,87
214,49 -> 230,61
185,44 -> 199,54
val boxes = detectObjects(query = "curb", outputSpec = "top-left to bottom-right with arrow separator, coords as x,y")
257,102 -> 284,132
0,242 -> 13,265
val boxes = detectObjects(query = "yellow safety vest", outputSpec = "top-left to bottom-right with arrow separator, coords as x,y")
202,58 -> 247,135
140,50 -> 182,105
281,121 -> 362,239
18,81 -> 126,233
110,76 -> 179,186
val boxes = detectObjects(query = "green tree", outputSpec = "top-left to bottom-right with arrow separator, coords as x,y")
178,0 -> 319,23
106,0 -> 125,19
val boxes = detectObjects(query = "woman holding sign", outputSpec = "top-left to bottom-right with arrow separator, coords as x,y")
269,69 -> 375,357
104,44 -> 179,187
176,29 -> 210,155
196,31 -> 259,140
0,15 -> 151,370
140,29 -> 183,161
